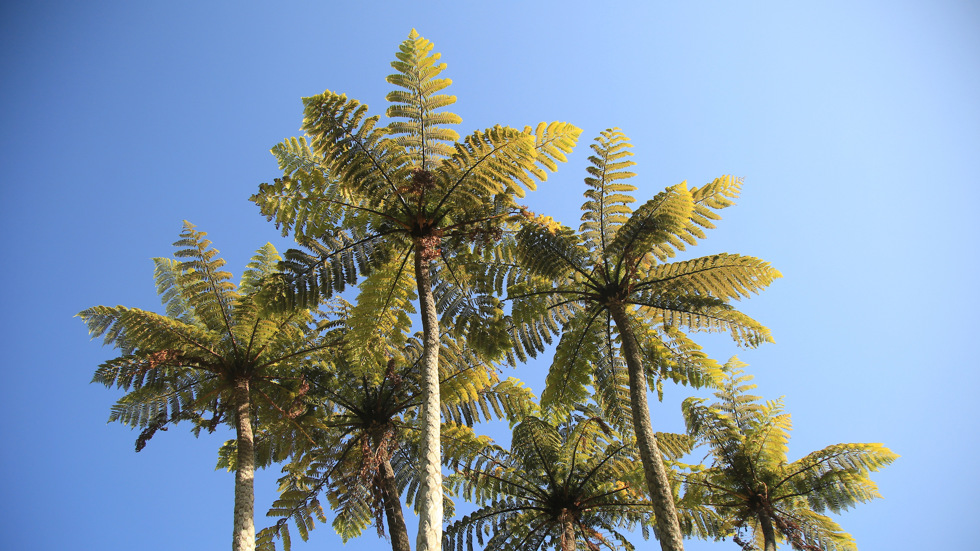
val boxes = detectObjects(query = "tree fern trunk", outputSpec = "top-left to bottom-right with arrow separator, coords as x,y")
559,509 -> 576,551
232,377 -> 256,551
379,456 -> 412,551
758,511 -> 777,551
414,245 -> 443,551
608,304 -> 685,551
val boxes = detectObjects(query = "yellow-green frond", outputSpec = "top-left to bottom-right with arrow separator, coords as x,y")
638,253 -> 782,303
607,183 -> 694,266
523,121 -> 582,175
385,30 -> 461,165
580,128 -> 638,254
171,222 -> 240,335
251,137 -> 346,239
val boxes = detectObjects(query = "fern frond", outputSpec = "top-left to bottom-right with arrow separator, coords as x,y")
780,443 -> 898,513
607,183 -> 694,269
631,293 -> 774,347
579,128 -> 638,257
540,306 -> 605,415
776,507 -> 856,551
300,91 -> 405,210
436,125 -> 539,216
514,222 -> 591,282
171,222 -> 240,337
523,121 -> 582,175
79,305 -> 222,360
385,29 -> 462,167
346,250 -> 417,372
240,243 -> 282,295
636,253 -> 782,303
152,257 -> 198,324
251,136 -> 348,239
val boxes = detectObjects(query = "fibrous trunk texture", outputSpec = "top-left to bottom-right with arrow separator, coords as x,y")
233,377 -> 256,551
379,457 -> 412,551
609,304 -> 685,551
414,246 -> 443,551
559,509 -> 576,551
759,510 -> 778,551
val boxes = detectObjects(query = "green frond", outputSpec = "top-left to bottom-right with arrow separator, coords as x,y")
513,223 -> 590,282
152,257 -> 198,324
345,250 -> 417,372
631,293 -> 774,347
105,369 -> 219,432
579,128 -> 638,256
778,508 -> 857,551
540,307 -> 605,415
627,316 -> 723,391
438,125 -> 539,210
431,264 -> 511,363
441,367 -> 537,427
607,183 -> 694,270
300,91 -> 402,207
589,336 -> 634,437
654,432 -> 695,461
781,442 -> 898,514
523,121 -> 583,175
637,253 -> 782,304
171,222 -> 240,335
251,135 -> 348,239
240,243 -> 282,295
385,29 -> 462,165
687,175 -> 741,231
643,175 -> 744,261
275,229 -> 401,309
79,305 -> 221,359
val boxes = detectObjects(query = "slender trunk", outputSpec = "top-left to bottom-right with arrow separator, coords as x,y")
758,510 -> 777,551
232,377 -> 256,551
608,304 -> 685,551
414,246 -> 443,551
378,456 -> 412,551
559,509 -> 576,551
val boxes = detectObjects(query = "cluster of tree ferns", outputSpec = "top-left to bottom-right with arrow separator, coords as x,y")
79,31 -> 896,551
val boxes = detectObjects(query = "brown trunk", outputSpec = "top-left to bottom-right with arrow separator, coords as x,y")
559,509 -> 576,551
377,456 -> 412,551
608,304 -> 685,551
758,510 -> 778,551
413,245 -> 443,551
232,377 -> 256,551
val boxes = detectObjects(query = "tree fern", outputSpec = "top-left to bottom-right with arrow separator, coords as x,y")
251,30 -> 580,551
506,129 -> 780,551
680,359 -> 898,551
79,223 -> 335,551
445,415 -> 654,551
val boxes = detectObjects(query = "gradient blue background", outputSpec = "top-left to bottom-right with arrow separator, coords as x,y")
2,1 -> 976,549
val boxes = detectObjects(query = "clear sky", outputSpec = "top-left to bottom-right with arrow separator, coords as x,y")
1,1 -> 977,549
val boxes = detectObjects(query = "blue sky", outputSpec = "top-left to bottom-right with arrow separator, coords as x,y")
1,1 -> 977,549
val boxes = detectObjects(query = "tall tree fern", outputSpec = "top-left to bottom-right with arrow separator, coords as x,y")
681,359 -> 897,551
508,129 -> 781,551
445,414 -> 657,551
251,29 -> 580,551
79,223 -> 337,551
